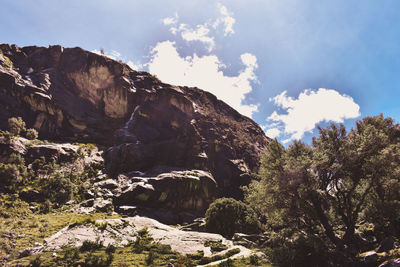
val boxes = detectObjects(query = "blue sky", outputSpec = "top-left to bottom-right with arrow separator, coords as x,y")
1,0 -> 400,144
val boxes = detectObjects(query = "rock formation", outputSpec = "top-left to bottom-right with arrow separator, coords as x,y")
0,43 -> 270,214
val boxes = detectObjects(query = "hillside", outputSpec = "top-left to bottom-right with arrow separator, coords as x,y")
0,43 -> 271,266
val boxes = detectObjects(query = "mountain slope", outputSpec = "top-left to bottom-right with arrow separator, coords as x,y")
0,43 -> 270,205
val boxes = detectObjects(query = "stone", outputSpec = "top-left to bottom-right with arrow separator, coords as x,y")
380,258 -> 400,267
0,136 -> 28,161
0,43 -> 270,206
92,198 -> 113,212
377,236 -> 395,253
111,168 -> 217,214
35,215 -> 253,262
363,251 -> 378,264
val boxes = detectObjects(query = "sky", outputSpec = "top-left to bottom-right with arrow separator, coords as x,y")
1,0 -> 400,144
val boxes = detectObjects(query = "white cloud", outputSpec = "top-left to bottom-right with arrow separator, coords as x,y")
266,88 -> 360,142
265,128 -> 281,139
163,13 -> 178,25
213,3 -> 235,36
148,41 -> 258,117
161,3 -> 235,51
180,24 -> 215,51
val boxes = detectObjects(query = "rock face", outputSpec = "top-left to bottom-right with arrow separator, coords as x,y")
0,43 -> 270,208
92,167 -> 217,214
31,215 -> 252,261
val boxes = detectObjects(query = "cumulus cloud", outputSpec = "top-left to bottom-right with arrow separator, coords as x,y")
264,128 -> 281,139
162,13 -> 178,25
148,41 -> 258,117
265,88 -> 360,142
213,3 -> 235,36
180,24 -> 215,51
161,3 -> 235,51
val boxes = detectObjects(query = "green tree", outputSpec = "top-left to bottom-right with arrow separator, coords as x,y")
7,117 -> 26,136
0,153 -> 28,192
25,128 -> 38,140
244,115 -> 400,265
205,198 -> 261,237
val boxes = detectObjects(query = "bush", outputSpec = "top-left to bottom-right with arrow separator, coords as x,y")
204,240 -> 228,252
80,239 -> 103,252
84,251 -> 113,267
205,198 -> 261,237
0,154 -> 27,192
218,258 -> 234,267
30,255 -> 42,267
40,173 -> 76,204
25,128 -> 38,140
8,117 -> 26,135
145,250 -> 155,265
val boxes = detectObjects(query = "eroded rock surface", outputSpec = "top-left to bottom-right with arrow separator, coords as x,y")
93,167 -> 216,214
0,43 -> 270,208
31,215 -> 252,261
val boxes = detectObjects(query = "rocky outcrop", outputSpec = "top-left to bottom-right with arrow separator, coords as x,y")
29,215 -> 253,262
91,167 -> 216,214
0,43 -> 270,206
0,136 -> 102,165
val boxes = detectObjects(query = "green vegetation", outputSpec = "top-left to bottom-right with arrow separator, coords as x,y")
204,240 -> 229,252
25,128 -> 39,140
244,114 -> 400,266
205,197 -> 261,237
198,248 -> 241,265
8,116 -> 26,135
0,152 -> 103,206
0,50 -> 13,68
0,209 -> 119,261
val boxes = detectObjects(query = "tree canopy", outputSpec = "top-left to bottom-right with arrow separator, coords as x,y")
244,115 -> 400,265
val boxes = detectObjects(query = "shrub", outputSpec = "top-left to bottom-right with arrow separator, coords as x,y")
145,250 -> 155,265
205,198 -> 261,237
25,128 -> 38,140
80,239 -> 103,252
0,154 -> 27,192
105,244 -> 116,254
187,250 -> 204,260
204,240 -> 228,252
30,255 -> 42,267
40,173 -> 76,204
249,254 -> 260,265
84,251 -> 113,267
218,258 -> 234,267
8,117 -> 26,135
69,216 -> 96,228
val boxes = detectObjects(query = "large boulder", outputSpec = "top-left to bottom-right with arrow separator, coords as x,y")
93,167 -> 217,214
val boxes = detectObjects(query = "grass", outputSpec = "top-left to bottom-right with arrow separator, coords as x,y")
210,257 -> 273,267
7,224 -> 272,267
205,240 -> 229,252
0,207 -> 120,261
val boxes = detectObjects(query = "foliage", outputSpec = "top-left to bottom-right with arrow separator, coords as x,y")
25,128 -> 38,140
8,117 -> 26,135
204,240 -> 228,252
0,153 -> 28,192
244,114 -> 400,266
0,210 -> 119,262
1,52 -> 13,68
69,216 -> 96,228
0,149 -> 104,206
198,248 -> 241,265
80,239 -> 104,252
205,198 -> 261,237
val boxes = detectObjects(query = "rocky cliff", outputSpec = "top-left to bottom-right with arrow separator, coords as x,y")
0,43 -> 270,214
